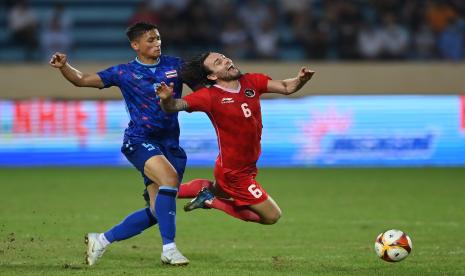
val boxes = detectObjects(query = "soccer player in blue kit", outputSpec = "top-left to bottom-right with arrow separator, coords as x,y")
49,22 -> 189,266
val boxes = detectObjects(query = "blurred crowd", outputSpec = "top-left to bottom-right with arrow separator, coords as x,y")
5,0 -> 465,61
6,0 -> 72,60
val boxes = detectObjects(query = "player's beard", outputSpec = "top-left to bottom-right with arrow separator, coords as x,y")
221,68 -> 242,81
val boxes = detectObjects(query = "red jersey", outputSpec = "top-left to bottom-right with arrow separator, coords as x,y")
184,73 -> 271,170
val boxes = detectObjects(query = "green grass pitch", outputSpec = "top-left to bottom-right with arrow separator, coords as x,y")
1,167 -> 464,275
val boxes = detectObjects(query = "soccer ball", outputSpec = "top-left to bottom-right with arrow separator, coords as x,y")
374,229 -> 412,262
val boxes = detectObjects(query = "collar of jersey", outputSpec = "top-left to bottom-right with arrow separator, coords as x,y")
135,56 -> 160,68
213,83 -> 241,93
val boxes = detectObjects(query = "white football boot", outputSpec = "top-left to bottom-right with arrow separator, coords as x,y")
161,247 -> 190,265
85,233 -> 107,266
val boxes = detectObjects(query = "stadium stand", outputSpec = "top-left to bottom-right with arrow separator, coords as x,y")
1,0 -> 143,61
1,0 -> 464,62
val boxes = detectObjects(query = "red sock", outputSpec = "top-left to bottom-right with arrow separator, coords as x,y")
207,198 -> 261,222
178,179 -> 213,198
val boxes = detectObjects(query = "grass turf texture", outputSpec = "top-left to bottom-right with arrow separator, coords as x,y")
1,167 -> 464,275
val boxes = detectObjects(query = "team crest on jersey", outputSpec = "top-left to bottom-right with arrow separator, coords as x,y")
221,97 -> 234,104
165,70 -> 178,78
244,89 -> 256,98
153,83 -> 161,95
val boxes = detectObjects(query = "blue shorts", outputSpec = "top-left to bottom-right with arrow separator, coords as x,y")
121,138 -> 187,187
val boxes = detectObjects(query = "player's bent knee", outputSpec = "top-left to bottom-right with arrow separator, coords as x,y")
161,175 -> 179,187
261,217 -> 279,225
262,210 -> 282,225
144,164 -> 179,187
270,212 -> 282,224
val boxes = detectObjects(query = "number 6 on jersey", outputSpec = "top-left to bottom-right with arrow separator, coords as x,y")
248,184 -> 263,198
241,103 -> 252,118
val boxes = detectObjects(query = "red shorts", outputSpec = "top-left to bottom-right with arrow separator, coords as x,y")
214,164 -> 268,206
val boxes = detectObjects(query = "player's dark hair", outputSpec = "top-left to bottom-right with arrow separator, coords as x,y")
126,22 -> 158,42
180,52 -> 215,90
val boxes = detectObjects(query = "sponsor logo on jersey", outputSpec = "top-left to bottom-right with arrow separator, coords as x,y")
245,89 -> 256,98
221,97 -> 234,104
165,70 -> 178,78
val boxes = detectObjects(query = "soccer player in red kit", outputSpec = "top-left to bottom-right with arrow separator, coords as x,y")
156,52 -> 314,224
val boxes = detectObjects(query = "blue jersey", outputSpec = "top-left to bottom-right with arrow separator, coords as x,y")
98,55 -> 183,143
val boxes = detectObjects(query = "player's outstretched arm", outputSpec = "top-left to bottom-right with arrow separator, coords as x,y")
156,82 -> 188,113
266,67 -> 315,95
49,52 -> 104,88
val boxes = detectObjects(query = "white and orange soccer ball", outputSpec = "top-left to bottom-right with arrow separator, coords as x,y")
374,229 -> 412,262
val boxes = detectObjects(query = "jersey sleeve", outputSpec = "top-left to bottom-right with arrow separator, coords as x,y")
97,65 -> 122,88
247,73 -> 272,95
183,88 -> 211,113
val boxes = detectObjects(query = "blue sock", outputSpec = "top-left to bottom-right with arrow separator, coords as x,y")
104,207 -> 157,243
155,186 -> 178,245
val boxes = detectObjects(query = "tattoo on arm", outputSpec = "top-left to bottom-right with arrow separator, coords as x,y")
161,99 -> 188,113
174,99 -> 188,111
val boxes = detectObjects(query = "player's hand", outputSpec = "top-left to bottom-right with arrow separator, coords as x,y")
298,67 -> 315,83
155,82 -> 174,100
49,52 -> 67,68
